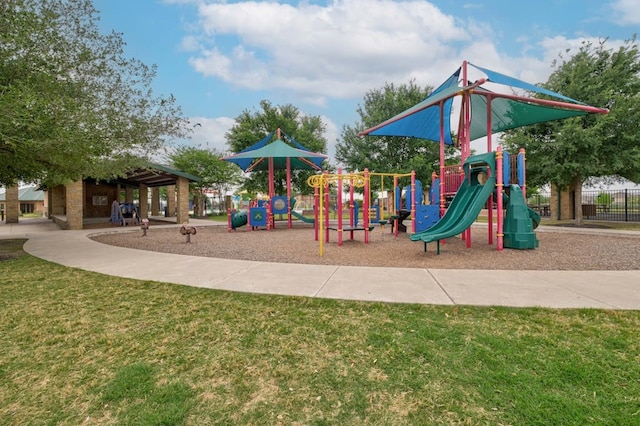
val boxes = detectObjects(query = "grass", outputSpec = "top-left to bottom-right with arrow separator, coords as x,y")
1,240 -> 640,425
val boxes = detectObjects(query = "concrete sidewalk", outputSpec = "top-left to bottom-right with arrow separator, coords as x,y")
3,217 -> 640,310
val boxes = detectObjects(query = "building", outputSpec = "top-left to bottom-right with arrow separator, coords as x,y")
1,164 -> 200,230
0,186 -> 46,218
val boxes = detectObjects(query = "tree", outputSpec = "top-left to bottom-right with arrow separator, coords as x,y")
225,100 -> 329,195
336,80 -> 456,191
502,36 -> 640,224
170,146 -> 243,216
0,0 -> 188,187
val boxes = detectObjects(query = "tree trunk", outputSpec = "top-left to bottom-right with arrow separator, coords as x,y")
192,194 -> 200,217
573,177 -> 584,226
199,196 -> 206,217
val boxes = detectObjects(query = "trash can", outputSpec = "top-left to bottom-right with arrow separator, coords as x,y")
582,204 -> 596,218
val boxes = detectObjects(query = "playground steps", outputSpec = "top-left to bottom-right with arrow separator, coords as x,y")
503,185 -> 539,249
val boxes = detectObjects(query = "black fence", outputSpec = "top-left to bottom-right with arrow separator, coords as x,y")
527,189 -> 640,222
527,192 -> 552,218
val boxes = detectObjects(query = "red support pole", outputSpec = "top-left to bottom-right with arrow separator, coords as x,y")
268,156 -> 275,229
247,201 -> 252,232
287,157 -> 292,228
349,176 -> 355,240
364,168 -> 370,243
337,168 -> 343,246
496,147 -> 504,251
324,171 -> 330,243
439,100 -> 446,218
393,175 -> 399,237
314,187 -> 319,241
410,171 -> 416,234
486,95 -> 493,245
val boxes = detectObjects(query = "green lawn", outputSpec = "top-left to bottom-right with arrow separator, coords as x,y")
1,240 -> 639,425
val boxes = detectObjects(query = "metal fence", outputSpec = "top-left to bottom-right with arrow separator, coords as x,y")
527,189 -> 640,222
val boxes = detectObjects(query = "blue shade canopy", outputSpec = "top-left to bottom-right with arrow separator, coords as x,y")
362,69 -> 461,145
359,63 -> 608,143
239,131 -> 276,153
223,139 -> 327,172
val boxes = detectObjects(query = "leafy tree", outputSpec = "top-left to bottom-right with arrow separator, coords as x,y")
0,0 -> 188,187
595,192 -> 613,207
336,80 -> 456,191
170,146 -> 243,216
502,36 -> 640,223
225,100 -> 329,195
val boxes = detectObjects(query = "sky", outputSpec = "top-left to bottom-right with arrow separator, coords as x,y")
93,0 -> 639,173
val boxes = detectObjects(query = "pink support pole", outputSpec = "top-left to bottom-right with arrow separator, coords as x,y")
314,187 -> 319,241
496,147 -> 504,251
349,177 -> 355,240
269,156 -> 275,229
486,95 -> 493,245
393,175 -> 399,237
439,101 -> 446,218
324,171 -> 330,243
410,171 -> 416,234
364,168 -> 369,243
338,168 -> 343,246
287,157 -> 292,228
519,148 -> 527,198
247,201 -> 252,232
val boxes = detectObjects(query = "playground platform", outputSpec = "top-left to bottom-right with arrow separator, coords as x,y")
2,217 -> 640,310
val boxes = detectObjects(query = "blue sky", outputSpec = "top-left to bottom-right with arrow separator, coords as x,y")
94,0 -> 639,165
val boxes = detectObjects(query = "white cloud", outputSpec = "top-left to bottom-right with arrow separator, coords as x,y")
611,0 -> 640,25
173,0 -> 629,164
185,116 -> 236,154
320,114 -> 340,160
187,0 -> 470,99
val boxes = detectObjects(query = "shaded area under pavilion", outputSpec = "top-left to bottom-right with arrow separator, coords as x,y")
2,163 -> 201,230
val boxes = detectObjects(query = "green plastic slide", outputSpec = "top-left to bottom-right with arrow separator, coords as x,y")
410,175 -> 496,245
291,209 -> 315,224
289,197 -> 315,224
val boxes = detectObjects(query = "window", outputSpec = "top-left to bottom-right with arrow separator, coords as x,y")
20,203 -> 34,214
92,195 -> 108,206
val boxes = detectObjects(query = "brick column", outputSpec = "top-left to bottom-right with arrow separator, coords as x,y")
42,189 -> 49,217
176,177 -> 190,224
138,184 -> 149,219
125,186 -> 134,204
550,184 -> 576,220
50,185 -> 66,215
4,185 -> 19,223
166,185 -> 176,217
46,189 -> 53,217
65,180 -> 84,230
151,187 -> 160,216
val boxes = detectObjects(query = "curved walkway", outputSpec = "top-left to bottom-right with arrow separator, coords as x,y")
2,217 -> 640,310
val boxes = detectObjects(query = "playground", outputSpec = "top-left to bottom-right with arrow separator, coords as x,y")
90,221 -> 640,271
91,60 -> 634,269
